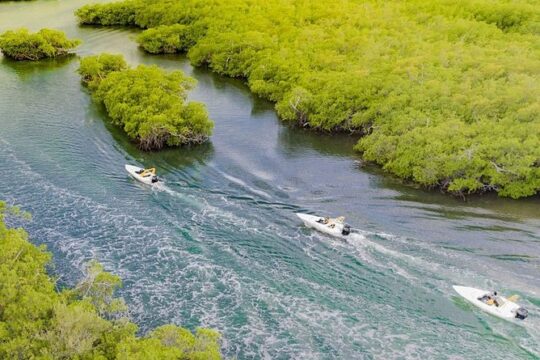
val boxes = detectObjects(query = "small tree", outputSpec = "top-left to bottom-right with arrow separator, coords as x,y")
75,260 -> 128,318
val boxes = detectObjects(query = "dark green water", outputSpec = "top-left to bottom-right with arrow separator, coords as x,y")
1,1 -> 539,358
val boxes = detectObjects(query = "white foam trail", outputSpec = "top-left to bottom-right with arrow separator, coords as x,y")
2,136 -> 539,357
212,167 -> 272,199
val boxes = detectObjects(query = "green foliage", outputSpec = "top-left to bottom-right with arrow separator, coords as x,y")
117,325 -> 221,359
75,0 -> 540,198
42,302 -> 112,358
75,2 -> 139,26
0,28 -> 80,61
78,53 -> 128,90
0,200 -> 222,359
0,203 -> 56,358
78,54 -> 213,150
75,260 -> 128,318
137,24 -> 192,54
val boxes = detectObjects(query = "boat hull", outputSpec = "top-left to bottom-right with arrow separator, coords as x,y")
125,164 -> 157,185
453,285 -> 521,321
296,213 -> 347,239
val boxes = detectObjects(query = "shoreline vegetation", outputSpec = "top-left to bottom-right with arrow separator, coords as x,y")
0,28 -> 80,61
78,54 -> 214,150
0,201 -> 222,359
75,0 -> 540,199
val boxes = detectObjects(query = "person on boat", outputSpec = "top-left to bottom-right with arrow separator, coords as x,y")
491,292 -> 501,307
316,216 -> 351,235
138,168 -> 156,177
478,291 -> 500,306
327,216 -> 345,229
316,216 -> 346,229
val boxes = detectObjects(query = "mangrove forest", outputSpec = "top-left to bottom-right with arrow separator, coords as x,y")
0,201 -> 221,359
78,54 -> 214,150
75,0 -> 540,198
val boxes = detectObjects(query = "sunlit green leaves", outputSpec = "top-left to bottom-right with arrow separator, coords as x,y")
78,55 -> 213,150
137,24 -> 192,54
0,28 -> 80,61
76,0 -> 540,197
0,200 -> 222,359
78,53 -> 127,90
75,2 -> 139,26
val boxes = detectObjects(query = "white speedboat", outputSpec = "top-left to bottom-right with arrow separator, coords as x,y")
296,213 -> 351,239
453,285 -> 528,321
125,164 -> 159,185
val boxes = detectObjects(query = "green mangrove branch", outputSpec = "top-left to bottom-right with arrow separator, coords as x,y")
0,201 -> 221,359
75,0 -> 540,198
0,28 -> 80,61
78,54 -> 214,151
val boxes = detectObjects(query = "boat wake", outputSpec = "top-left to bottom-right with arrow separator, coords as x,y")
1,133 -> 538,358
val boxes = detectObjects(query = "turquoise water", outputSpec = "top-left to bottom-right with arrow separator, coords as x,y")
0,1 -> 539,358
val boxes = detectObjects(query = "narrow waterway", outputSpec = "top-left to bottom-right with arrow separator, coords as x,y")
0,1 -> 539,358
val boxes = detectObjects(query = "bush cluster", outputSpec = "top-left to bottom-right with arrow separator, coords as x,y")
78,54 -> 213,150
75,0 -> 540,198
137,24 -> 192,54
0,201 -> 221,359
0,28 -> 80,61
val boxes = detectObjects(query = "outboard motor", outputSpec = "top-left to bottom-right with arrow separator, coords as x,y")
341,224 -> 351,236
515,307 -> 528,320
151,176 -> 159,183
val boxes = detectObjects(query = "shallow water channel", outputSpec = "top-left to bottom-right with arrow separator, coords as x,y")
0,1 -> 539,358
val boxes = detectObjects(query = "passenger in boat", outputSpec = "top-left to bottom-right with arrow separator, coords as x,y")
491,292 -> 501,307
327,216 -> 345,229
139,168 -> 156,177
316,216 -> 346,229
478,291 -> 500,306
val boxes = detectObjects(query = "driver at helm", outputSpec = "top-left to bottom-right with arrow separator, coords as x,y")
317,216 -> 345,229
478,291 -> 500,307
139,168 -> 156,177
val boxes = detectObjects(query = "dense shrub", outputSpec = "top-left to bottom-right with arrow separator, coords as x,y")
0,201 -> 221,359
79,54 -> 213,150
78,53 -> 127,90
75,0 -> 540,198
75,2 -> 139,26
137,24 -> 192,54
0,28 -> 80,61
